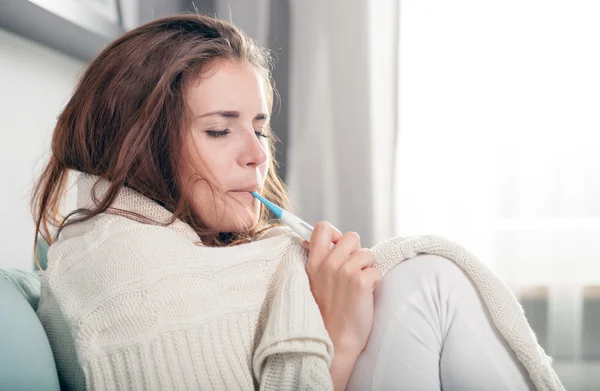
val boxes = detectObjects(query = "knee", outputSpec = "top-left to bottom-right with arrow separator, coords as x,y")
379,254 -> 476,301
385,253 -> 469,283
372,254 -> 473,342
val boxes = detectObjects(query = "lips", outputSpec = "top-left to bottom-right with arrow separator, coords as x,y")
229,191 -> 255,204
231,185 -> 259,192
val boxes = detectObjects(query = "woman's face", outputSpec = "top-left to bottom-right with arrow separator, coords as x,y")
181,60 -> 270,233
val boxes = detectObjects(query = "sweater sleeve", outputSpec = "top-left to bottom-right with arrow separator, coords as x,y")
260,353 -> 333,391
253,247 -> 334,390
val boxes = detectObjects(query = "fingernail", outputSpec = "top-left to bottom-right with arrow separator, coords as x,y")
301,240 -> 310,250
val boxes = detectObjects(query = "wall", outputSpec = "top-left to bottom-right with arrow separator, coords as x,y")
0,28 -> 85,270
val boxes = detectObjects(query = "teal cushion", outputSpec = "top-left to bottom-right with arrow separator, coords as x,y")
36,237 -> 50,271
0,268 -> 43,310
0,274 -> 60,391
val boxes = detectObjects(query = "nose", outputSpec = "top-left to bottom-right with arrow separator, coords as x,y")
238,128 -> 268,168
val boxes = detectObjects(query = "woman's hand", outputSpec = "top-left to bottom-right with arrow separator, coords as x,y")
302,221 -> 381,360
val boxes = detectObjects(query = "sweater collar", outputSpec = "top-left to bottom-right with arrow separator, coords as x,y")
75,172 -> 203,245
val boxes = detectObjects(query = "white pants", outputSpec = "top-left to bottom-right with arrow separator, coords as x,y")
346,254 -> 536,391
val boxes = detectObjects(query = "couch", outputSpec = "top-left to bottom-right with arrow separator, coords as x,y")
0,240 -> 61,390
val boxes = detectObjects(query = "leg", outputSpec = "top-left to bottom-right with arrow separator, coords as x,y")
346,254 -> 535,391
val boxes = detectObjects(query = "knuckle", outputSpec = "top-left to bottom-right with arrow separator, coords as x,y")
352,273 -> 369,289
340,262 -> 353,277
324,257 -> 338,273
370,266 -> 381,279
344,231 -> 360,243
315,221 -> 330,230
356,248 -> 374,259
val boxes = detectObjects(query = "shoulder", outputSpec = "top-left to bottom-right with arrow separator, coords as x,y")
46,213 -> 197,276
40,213 -> 205,315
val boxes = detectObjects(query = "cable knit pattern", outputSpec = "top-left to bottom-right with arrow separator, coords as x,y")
37,173 -> 564,390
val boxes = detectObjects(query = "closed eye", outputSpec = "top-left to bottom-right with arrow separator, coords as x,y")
206,130 -> 230,138
206,130 -> 270,139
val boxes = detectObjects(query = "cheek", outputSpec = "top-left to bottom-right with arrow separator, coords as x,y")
262,156 -> 271,181
188,140 -> 228,187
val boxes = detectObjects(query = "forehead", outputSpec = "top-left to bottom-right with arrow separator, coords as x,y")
186,61 -> 268,113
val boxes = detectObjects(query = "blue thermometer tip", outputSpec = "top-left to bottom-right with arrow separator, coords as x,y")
251,191 -> 283,218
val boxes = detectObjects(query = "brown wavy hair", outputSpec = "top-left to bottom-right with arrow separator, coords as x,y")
31,13 -> 290,269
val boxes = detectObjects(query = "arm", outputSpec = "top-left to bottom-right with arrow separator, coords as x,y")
329,350 -> 359,391
253,252 -> 335,390
260,353 -> 333,390
258,345 -> 359,391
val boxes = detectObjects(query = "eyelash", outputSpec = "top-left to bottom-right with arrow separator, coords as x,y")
206,130 -> 269,139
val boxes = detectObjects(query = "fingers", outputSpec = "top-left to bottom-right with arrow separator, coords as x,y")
342,248 -> 374,274
308,221 -> 337,268
333,231 -> 361,256
327,231 -> 360,269
361,267 -> 381,292
306,222 -> 359,271
329,224 -> 343,243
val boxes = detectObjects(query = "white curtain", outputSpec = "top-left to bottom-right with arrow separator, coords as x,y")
394,1 -> 600,388
287,0 -> 399,248
216,0 -> 272,48
216,0 -> 597,387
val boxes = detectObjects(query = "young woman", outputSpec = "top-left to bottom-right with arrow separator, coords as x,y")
32,14 -> 563,391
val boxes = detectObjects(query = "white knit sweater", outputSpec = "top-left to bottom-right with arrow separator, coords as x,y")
37,173 -> 564,390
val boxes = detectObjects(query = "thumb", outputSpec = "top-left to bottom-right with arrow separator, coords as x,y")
301,240 -> 310,251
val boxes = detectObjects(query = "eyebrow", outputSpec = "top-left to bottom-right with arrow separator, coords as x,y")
197,110 -> 269,121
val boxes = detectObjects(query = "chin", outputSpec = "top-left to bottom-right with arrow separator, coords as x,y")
219,212 -> 260,233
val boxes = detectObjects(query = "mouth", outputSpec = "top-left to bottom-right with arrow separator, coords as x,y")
231,185 -> 259,193
229,191 -> 256,204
